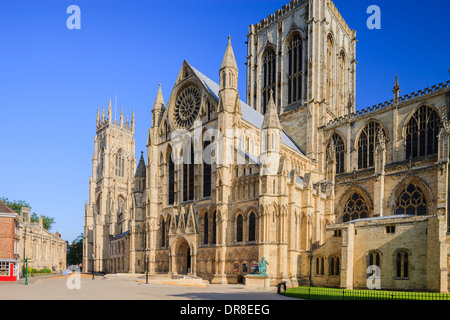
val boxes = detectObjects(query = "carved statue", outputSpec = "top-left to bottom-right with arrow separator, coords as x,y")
258,257 -> 269,275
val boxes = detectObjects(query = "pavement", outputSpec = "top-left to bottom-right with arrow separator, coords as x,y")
0,273 -> 299,300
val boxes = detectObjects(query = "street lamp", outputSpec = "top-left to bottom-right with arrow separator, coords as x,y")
92,252 -> 95,280
308,252 -> 314,287
145,249 -> 150,284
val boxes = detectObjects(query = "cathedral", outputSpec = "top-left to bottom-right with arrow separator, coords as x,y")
83,0 -> 450,292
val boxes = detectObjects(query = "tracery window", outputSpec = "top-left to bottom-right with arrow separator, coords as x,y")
262,48 -> 276,114
326,133 -> 345,174
405,105 -> 441,160
115,150 -> 125,177
357,121 -> 385,169
288,34 -> 303,104
342,192 -> 369,222
395,183 -> 427,216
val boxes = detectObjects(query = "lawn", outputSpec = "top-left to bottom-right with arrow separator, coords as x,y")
284,286 -> 450,300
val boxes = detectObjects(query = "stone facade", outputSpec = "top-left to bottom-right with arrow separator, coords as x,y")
83,0 -> 450,292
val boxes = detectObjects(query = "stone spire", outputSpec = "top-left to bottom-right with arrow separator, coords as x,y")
262,90 -> 282,130
120,108 -> 124,127
220,36 -> 238,71
135,151 -> 146,178
96,108 -> 100,126
131,109 -> 135,131
152,84 -> 165,127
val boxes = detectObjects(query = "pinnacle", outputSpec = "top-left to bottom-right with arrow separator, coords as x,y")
220,36 -> 238,71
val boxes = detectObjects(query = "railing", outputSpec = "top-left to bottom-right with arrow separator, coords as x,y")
283,286 -> 450,300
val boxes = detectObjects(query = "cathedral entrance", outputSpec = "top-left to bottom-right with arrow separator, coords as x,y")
174,237 -> 191,275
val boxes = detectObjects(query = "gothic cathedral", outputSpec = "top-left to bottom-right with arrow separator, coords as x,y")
83,0 -> 450,292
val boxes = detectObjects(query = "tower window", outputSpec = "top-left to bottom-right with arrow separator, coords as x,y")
262,48 -> 276,114
288,34 -> 303,104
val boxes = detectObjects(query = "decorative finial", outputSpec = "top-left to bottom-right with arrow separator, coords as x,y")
228,35 -> 231,41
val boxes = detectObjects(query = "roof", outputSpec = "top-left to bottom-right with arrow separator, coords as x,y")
135,151 -> 146,178
0,200 -> 15,214
187,63 -> 304,155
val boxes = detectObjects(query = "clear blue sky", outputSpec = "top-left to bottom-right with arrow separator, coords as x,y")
0,0 -> 449,243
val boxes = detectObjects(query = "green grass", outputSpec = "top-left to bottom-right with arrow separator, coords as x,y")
284,286 -> 450,300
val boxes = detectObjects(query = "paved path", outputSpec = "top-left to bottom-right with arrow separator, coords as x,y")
0,273 -> 298,300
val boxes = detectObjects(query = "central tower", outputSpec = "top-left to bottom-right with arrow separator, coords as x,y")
246,0 -> 356,161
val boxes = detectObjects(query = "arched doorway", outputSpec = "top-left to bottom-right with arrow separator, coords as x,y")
175,237 -> 191,275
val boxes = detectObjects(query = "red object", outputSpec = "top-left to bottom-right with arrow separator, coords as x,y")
0,262 -> 17,281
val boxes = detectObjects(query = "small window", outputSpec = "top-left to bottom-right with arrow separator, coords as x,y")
334,230 -> 342,237
386,226 -> 396,234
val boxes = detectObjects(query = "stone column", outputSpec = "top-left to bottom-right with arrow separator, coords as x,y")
340,224 -> 354,289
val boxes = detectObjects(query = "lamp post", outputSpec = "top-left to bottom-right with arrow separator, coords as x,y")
92,252 -> 95,280
145,249 -> 149,284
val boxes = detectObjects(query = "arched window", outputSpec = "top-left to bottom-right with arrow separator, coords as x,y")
168,149 -> 175,205
203,213 -> 209,245
338,50 -> 346,112
315,256 -> 325,276
248,212 -> 256,242
183,142 -> 194,202
395,183 -> 427,216
262,48 -> 276,114
236,214 -> 243,242
405,105 -> 441,160
342,192 -> 369,222
368,250 -> 381,268
288,34 -> 303,104
395,250 -> 409,278
212,211 -> 217,245
115,150 -> 125,177
329,256 -> 340,276
326,34 -> 334,103
160,218 -> 165,248
203,140 -> 212,198
326,133 -> 345,174
358,121 -> 385,169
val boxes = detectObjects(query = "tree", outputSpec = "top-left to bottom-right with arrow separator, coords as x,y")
0,197 -> 55,230
30,212 -> 55,231
67,233 -> 83,266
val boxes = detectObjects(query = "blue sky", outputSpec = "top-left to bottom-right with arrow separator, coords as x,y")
0,0 -> 449,243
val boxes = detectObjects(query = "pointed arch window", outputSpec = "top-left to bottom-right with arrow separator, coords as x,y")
368,250 -> 381,268
329,256 -> 340,276
326,34 -> 334,103
236,214 -> 243,242
315,256 -> 325,276
203,213 -> 209,245
395,250 -> 409,278
326,133 -> 345,174
168,150 -> 175,205
395,183 -> 427,216
212,210 -> 217,245
357,121 -> 385,169
183,142 -> 194,202
338,51 -> 346,112
288,34 -> 303,104
405,105 -> 441,160
203,140 -> 212,198
342,192 -> 369,222
160,218 -> 165,248
115,150 -> 125,177
262,48 -> 276,114
248,212 -> 256,242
